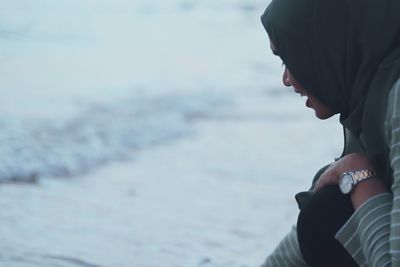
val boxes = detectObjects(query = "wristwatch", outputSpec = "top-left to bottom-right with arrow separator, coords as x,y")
339,169 -> 377,194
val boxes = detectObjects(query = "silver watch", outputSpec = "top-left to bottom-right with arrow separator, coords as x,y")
339,169 -> 377,194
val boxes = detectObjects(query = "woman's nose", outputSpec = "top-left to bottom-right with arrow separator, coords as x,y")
282,67 -> 291,87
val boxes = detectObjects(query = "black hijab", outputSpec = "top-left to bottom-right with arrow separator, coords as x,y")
261,0 -> 400,182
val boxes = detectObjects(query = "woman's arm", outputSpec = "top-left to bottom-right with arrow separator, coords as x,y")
260,225 -> 308,267
335,86 -> 400,266
350,177 -> 387,209
387,90 -> 400,265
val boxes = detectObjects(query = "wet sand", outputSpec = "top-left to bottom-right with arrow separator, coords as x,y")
0,92 -> 342,267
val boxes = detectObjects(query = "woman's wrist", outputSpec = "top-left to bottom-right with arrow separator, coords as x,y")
350,178 -> 388,209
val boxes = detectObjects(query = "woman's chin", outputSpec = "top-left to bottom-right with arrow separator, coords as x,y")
306,99 -> 336,119
314,110 -> 335,120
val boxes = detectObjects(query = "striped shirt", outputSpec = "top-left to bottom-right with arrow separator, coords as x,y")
260,225 -> 307,267
260,80 -> 400,267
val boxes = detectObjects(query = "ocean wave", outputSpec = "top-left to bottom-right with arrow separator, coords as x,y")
0,92 -> 228,183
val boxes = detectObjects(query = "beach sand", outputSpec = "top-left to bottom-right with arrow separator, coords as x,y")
0,92 -> 342,267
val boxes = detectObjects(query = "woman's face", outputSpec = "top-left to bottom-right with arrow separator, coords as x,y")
270,41 -> 335,120
282,67 -> 335,119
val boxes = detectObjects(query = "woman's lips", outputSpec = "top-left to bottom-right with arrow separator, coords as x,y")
306,98 -> 311,107
294,89 -> 306,97
293,88 -> 310,107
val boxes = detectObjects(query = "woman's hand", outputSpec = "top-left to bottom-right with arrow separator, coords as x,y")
314,153 -> 388,209
314,153 -> 374,192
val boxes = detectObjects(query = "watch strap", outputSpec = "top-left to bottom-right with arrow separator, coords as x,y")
349,169 -> 377,186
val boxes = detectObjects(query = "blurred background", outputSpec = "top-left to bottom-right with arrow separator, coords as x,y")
0,0 -> 342,266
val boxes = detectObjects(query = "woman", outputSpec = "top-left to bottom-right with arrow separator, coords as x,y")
259,0 -> 400,266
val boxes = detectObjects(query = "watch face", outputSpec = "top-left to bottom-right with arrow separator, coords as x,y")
339,174 -> 353,194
